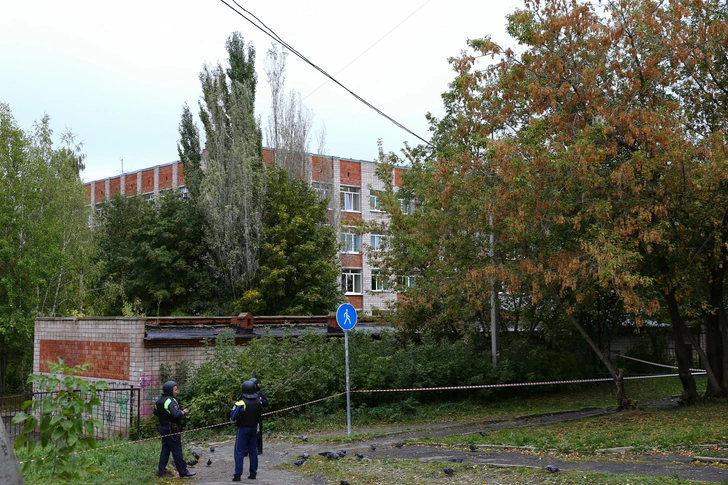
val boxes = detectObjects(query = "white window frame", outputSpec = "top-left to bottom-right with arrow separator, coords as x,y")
341,228 -> 361,254
399,197 -> 415,215
370,234 -> 386,250
399,275 -> 416,288
369,189 -> 383,212
371,269 -> 389,292
312,181 -> 334,209
340,185 -> 361,212
341,268 -> 362,294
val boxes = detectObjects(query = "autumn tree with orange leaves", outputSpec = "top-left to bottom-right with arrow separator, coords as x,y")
373,0 -> 728,408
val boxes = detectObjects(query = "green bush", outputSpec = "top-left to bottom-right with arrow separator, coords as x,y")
181,327 -> 604,428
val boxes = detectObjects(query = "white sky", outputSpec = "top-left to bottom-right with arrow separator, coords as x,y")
1,0 -> 520,183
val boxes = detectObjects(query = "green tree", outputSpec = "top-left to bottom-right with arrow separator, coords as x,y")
12,359 -> 107,483
177,103 -> 203,201
0,104 -> 92,395
191,31 -> 266,304
236,167 -> 342,315
92,191 -> 218,316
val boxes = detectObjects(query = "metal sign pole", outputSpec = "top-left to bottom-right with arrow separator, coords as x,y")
336,303 -> 357,437
345,329 -> 352,436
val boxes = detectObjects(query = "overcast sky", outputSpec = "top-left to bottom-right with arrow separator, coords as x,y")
1,0 -> 521,183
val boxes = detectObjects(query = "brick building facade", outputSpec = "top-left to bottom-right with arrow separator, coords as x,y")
84,149 -> 407,315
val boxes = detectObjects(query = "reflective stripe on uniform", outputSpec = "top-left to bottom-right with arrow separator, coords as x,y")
164,398 -> 173,414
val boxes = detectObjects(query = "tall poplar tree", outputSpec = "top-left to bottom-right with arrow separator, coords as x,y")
179,32 -> 266,302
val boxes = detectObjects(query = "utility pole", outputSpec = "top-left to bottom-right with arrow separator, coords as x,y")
490,213 -> 499,367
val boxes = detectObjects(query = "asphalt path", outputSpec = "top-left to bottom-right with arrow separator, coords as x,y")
169,401 -> 728,484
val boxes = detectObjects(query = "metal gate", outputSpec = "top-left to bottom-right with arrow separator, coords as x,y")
1,387 -> 141,441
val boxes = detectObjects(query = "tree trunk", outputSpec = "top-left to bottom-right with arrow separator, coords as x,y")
704,263 -> 728,397
662,286 -> 717,402
672,321 -> 700,404
549,286 -> 633,410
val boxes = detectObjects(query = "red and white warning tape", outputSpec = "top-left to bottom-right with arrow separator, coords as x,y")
614,354 -> 703,373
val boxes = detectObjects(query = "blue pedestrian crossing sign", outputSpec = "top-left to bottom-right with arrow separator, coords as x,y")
336,303 -> 357,331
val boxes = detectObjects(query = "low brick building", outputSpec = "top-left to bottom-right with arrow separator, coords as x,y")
33,314 -> 347,434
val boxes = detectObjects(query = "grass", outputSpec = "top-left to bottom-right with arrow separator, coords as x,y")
281,456 -> 718,485
418,399 -> 728,453
13,375 -> 724,485
274,374 -> 702,441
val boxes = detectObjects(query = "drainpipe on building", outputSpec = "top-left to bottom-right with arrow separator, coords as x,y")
0,422 -> 25,484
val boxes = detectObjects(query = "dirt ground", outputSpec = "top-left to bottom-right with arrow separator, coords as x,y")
175,398 -> 728,484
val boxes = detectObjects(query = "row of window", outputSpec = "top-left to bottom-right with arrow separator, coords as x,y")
312,184 -> 415,214
340,270 -> 415,295
340,231 -> 387,254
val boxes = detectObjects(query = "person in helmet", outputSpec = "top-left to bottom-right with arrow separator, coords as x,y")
249,377 -> 268,455
231,379 -> 262,481
153,381 -> 195,478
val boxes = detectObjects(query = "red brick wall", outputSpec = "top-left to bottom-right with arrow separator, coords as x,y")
125,173 -> 138,194
109,177 -> 121,197
346,295 -> 363,309
94,182 -> 106,202
85,184 -> 92,203
39,339 -> 130,380
340,254 -> 362,268
177,162 -> 185,187
342,212 -> 361,224
312,156 -> 333,182
159,165 -> 173,190
340,160 -> 361,186
263,148 -> 275,167
394,168 -> 406,187
141,169 -> 155,193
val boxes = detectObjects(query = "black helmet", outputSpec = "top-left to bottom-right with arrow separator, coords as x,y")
241,380 -> 257,397
249,377 -> 260,389
162,381 -> 177,394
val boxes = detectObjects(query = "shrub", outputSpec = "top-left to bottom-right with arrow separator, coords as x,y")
12,359 -> 107,483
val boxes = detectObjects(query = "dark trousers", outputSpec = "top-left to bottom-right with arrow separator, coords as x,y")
158,425 -> 188,476
234,426 -> 258,478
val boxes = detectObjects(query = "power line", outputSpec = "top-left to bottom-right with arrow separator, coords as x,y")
218,0 -> 432,146
303,0 -> 433,101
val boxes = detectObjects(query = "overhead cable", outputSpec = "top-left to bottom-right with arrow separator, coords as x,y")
218,0 -> 432,146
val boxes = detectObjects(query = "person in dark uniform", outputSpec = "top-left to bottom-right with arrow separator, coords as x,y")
154,381 -> 195,478
249,377 -> 268,454
231,380 -> 262,481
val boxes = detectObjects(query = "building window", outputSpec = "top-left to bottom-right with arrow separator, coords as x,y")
313,181 -> 334,209
341,228 -> 361,254
370,234 -> 386,250
399,275 -> 416,288
340,185 -> 360,212
342,269 -> 362,294
371,270 -> 389,292
370,189 -> 383,211
399,198 -> 415,215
